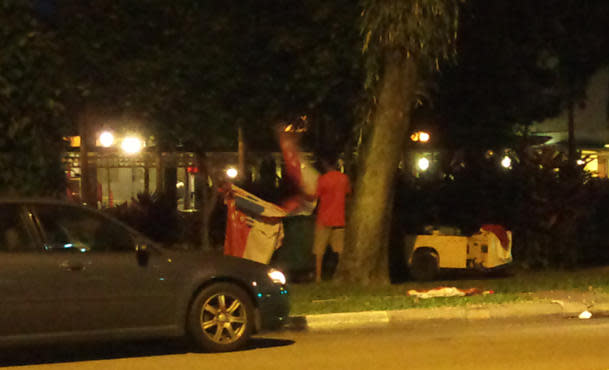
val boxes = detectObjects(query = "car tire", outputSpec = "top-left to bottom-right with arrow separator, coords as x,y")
187,282 -> 255,352
410,249 -> 439,281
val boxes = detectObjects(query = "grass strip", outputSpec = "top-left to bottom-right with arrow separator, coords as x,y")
288,266 -> 609,315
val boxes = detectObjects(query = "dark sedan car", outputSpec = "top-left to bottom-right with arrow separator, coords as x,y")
0,199 -> 289,352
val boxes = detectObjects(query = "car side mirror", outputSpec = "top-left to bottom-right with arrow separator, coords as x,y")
135,243 -> 149,266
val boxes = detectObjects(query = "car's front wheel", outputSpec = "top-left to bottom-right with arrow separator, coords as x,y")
187,282 -> 254,352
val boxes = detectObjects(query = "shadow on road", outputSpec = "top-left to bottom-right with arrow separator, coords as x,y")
0,337 -> 295,366
242,337 -> 295,351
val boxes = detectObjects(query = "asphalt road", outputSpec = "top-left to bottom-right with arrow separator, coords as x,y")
2,316 -> 609,370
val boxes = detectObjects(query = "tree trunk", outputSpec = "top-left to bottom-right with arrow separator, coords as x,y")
567,98 -> 576,164
144,155 -> 150,195
238,126 -> 246,181
79,111 -> 98,208
336,51 -> 418,285
161,151 -> 177,209
195,153 -> 218,252
155,147 -> 163,192
164,165 -> 178,208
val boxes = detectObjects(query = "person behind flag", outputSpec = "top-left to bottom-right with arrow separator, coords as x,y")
313,152 -> 351,283
277,121 -> 319,215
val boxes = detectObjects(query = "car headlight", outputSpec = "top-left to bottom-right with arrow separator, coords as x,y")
267,268 -> 286,285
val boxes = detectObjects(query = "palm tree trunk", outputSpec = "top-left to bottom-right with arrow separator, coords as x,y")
336,51 -> 418,285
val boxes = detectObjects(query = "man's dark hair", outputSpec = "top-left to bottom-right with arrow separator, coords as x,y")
317,150 -> 339,171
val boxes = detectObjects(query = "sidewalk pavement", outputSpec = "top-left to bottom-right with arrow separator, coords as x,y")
287,299 -> 609,331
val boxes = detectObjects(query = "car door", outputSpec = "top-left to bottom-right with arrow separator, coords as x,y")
32,204 -> 178,332
0,204 -> 79,336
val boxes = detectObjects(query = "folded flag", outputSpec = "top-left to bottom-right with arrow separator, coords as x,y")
224,185 -> 286,264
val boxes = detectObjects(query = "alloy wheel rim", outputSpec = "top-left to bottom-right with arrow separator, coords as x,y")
200,293 -> 247,344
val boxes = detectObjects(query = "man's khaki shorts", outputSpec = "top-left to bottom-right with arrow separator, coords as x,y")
313,224 -> 345,256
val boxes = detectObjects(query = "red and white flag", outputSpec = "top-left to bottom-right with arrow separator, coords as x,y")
223,185 -> 286,264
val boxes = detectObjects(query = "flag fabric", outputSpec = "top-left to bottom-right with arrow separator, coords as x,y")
407,287 -> 494,299
224,185 -> 286,264
278,131 -> 319,215
479,224 -> 512,265
480,224 -> 510,251
224,124 -> 320,264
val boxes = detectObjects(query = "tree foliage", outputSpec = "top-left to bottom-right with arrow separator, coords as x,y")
361,0 -> 462,86
0,0 -> 67,196
20,0 -> 363,249
539,0 -> 609,107
52,0 -> 363,153
436,0 -> 609,152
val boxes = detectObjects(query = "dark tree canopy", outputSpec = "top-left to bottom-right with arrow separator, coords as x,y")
436,0 -> 609,151
1,0 -> 366,196
0,0 -> 68,195
50,0 -> 363,153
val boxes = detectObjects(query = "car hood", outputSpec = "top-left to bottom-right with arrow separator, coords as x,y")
160,249 -> 274,282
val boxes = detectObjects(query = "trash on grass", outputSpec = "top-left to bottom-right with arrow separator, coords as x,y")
311,298 -> 340,304
578,310 -> 592,319
407,286 -> 494,299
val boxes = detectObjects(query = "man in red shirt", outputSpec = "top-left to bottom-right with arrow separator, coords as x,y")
313,155 -> 351,283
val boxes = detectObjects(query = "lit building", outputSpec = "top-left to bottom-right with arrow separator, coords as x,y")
63,142 -> 293,210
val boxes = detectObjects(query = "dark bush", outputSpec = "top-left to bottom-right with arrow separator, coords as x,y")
104,192 -> 186,246
391,147 -> 609,270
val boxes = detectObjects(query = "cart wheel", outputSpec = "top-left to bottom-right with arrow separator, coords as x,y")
410,249 -> 439,281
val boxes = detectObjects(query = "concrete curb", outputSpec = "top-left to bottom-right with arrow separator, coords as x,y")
287,301 -> 609,331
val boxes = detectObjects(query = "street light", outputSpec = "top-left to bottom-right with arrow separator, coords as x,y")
418,157 -> 430,171
411,131 -> 431,143
226,167 -> 238,179
501,156 -> 512,169
121,136 -> 143,155
98,131 -> 118,208
99,131 -> 114,148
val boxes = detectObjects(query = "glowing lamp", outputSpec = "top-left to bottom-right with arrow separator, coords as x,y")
226,167 -> 238,179
410,131 -> 431,143
99,131 -> 114,148
121,136 -> 143,154
418,157 -> 430,171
